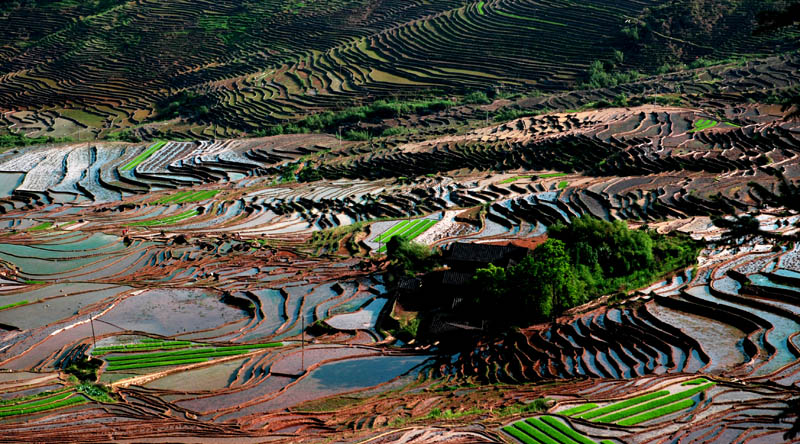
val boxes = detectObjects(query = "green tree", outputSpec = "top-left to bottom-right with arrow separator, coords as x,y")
386,236 -> 434,276
505,239 -> 583,320
473,263 -> 507,315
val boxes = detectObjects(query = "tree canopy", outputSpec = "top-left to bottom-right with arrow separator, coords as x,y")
473,216 -> 701,325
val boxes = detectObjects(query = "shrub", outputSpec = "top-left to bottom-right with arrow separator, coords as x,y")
386,236 -> 436,276
462,91 -> 491,105
343,129 -> 370,141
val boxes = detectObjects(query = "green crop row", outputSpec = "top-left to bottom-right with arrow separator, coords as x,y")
104,343 -> 282,370
516,420 -> 558,444
92,341 -> 192,355
153,190 -> 219,205
105,347 -> 217,362
502,425 -> 538,444
93,344 -> 192,356
106,346 -> 277,363
499,175 -> 533,184
94,340 -> 192,350
681,378 -> 709,386
107,357 -> 209,371
577,390 -> 669,419
0,300 -> 29,311
405,219 -> 437,240
28,222 -> 53,231
94,344 -> 191,355
557,403 -> 597,416
376,219 -> 436,253
528,417 -> 586,444
617,398 -> 695,426
540,416 -> 595,444
0,391 -> 73,413
0,394 -> 86,418
592,383 -> 714,423
539,172 -> 568,179
120,141 -> 167,171
504,415 -> 607,444
0,388 -> 71,407
107,347 -> 270,370
102,342 -> 281,361
375,220 -> 411,243
477,0 -> 485,15
127,209 -> 198,226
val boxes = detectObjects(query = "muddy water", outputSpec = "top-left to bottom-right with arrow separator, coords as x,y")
99,289 -> 248,337
143,357 -> 250,392
649,302 -> 748,372
218,354 -> 430,418
685,285 -> 800,375
0,284 -> 131,330
0,172 -> 24,197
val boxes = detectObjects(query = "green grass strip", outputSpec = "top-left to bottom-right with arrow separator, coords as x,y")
617,399 -> 695,426
397,219 -> 426,236
477,0 -> 485,15
93,344 -> 192,356
127,209 -> 198,226
94,340 -> 191,350
121,141 -> 167,171
405,219 -> 437,240
107,357 -> 208,371
28,222 -> 53,231
105,347 -> 216,362
0,300 -> 29,311
106,349 -> 271,370
503,425 -> 542,444
515,421 -> 559,444
557,404 -> 598,417
599,441 -> 616,444
494,9 -> 566,27
173,190 -> 218,204
153,191 -> 192,204
540,416 -> 596,444
540,172 -> 568,178
526,417 -> 582,444
688,119 -> 718,133
93,340 -> 191,352
376,219 -> 429,252
577,390 -> 669,419
681,378 -> 709,386
592,383 -> 714,423
558,181 -> 569,189
0,391 -> 73,413
0,395 -> 87,418
104,343 -> 281,363
499,175 -> 533,184
0,388 -> 71,407
375,220 -> 411,243
94,343 -> 189,353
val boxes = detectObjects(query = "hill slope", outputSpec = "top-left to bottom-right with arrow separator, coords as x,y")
0,0 -> 797,140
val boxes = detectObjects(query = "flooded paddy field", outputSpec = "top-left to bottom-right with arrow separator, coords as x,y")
0,101 -> 799,442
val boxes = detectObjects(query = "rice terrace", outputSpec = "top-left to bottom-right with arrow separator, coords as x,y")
1,0 -> 800,442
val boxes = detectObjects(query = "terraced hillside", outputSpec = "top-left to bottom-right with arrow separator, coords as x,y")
0,0 -> 798,139
2,2 -> 800,443
1,87 -> 799,441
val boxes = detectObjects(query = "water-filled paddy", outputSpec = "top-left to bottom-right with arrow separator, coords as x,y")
99,288 -> 249,337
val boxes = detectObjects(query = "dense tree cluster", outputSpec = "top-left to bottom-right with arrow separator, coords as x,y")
474,216 -> 701,325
